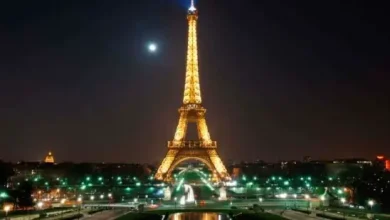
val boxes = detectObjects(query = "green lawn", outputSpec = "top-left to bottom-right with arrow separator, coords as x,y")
116,209 -> 287,220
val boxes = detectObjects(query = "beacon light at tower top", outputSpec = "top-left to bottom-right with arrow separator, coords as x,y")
189,0 -> 196,11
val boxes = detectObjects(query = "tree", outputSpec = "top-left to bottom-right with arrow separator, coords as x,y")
10,181 -> 34,209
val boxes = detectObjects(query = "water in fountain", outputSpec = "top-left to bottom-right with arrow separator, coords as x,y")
163,186 -> 171,201
184,184 -> 195,203
179,195 -> 186,205
219,186 -> 227,200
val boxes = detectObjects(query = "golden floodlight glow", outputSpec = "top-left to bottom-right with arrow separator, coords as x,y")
44,151 -> 55,163
155,1 -> 229,182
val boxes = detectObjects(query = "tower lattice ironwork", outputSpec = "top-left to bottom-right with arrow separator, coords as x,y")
155,1 -> 230,182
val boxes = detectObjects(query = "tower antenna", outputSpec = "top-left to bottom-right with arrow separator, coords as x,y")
189,0 -> 196,11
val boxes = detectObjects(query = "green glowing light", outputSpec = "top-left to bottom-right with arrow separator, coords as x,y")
0,192 -> 8,198
176,178 -> 184,191
284,181 -> 289,186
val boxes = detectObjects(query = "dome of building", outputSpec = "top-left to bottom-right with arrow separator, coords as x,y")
44,151 -> 55,163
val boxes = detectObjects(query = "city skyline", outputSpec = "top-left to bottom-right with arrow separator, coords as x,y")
1,0 -> 389,163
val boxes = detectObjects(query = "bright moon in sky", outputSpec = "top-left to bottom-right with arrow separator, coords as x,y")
148,43 -> 157,52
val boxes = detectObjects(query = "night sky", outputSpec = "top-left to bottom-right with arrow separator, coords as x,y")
1,0 -> 389,163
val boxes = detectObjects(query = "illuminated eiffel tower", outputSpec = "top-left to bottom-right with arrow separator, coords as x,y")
155,0 -> 230,182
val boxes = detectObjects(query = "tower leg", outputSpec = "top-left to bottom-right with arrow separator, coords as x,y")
155,149 -> 179,180
197,117 -> 212,145
207,149 -> 230,181
173,111 -> 188,143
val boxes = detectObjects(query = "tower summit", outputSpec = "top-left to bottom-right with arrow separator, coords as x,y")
155,0 -> 230,182
183,0 -> 201,104
188,0 -> 196,12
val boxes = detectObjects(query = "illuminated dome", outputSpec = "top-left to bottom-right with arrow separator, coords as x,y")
44,151 -> 55,163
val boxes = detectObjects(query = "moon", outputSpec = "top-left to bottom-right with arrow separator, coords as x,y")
148,43 -> 157,53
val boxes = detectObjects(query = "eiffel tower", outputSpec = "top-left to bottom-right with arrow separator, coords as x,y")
155,0 -> 230,182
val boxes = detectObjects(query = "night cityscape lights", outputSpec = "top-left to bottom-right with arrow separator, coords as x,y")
1,0 -> 390,219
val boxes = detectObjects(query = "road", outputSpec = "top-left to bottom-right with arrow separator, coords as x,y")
44,210 -> 83,220
268,209 -> 327,220
82,210 -> 129,220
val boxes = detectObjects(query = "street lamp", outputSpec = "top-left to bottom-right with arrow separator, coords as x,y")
293,194 -> 297,207
368,200 -> 375,211
37,202 -> 43,209
3,205 -> 11,217
340,198 -> 346,218
259,197 -> 263,203
77,197 -> 82,219
320,196 -> 326,214
304,194 -> 310,211
279,193 -> 287,208
174,197 -> 177,209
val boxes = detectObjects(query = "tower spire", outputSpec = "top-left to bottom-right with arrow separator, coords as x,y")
183,0 -> 201,104
189,0 -> 196,11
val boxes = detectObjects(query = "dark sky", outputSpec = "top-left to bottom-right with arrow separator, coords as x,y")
1,0 -> 389,163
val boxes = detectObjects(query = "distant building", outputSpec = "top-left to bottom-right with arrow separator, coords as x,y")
44,151 -> 55,163
303,156 -> 312,162
231,167 -> 241,179
374,155 -> 388,171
